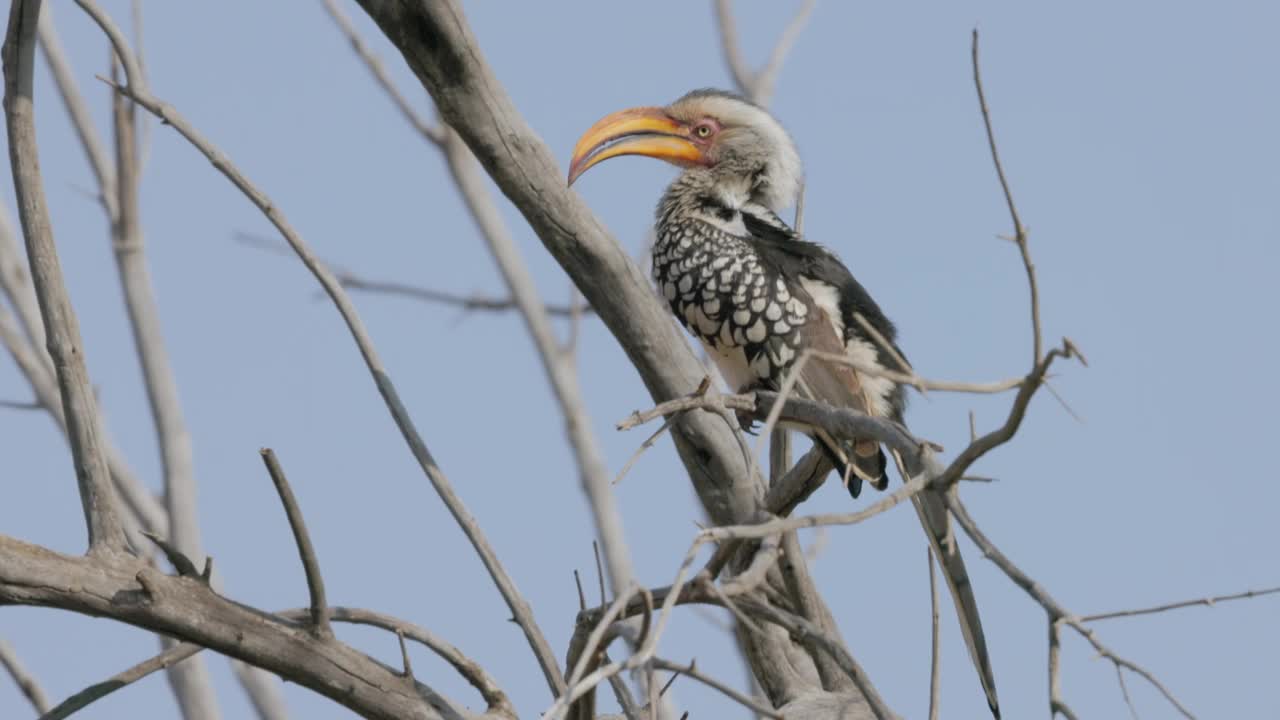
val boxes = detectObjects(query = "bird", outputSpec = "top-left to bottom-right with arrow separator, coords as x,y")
568,88 -> 1000,717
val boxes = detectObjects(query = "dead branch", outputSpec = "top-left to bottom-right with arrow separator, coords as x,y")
35,5 -> 116,219
0,535 -> 488,720
319,0 -> 444,145
713,0 -> 815,105
1047,620 -> 1079,720
36,604 -> 516,720
972,29 -> 1041,363
927,548 -> 941,720
779,531 -> 850,692
75,0 -> 566,698
0,637 -> 49,714
39,641 -> 201,720
260,448 -> 331,638
236,231 -> 590,317
1081,586 -> 1280,623
4,0 -> 127,552
108,52 -> 206,573
650,657 -> 782,719
945,493 -> 1196,719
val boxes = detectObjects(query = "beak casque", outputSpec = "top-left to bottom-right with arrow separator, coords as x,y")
567,106 -> 705,185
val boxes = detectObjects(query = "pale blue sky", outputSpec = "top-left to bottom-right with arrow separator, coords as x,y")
2,1 -> 1278,718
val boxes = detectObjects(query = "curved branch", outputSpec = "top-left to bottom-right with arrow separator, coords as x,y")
34,600 -> 514,720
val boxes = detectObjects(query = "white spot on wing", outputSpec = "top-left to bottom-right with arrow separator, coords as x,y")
799,276 -> 845,339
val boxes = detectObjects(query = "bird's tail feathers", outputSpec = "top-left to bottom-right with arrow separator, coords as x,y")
914,489 -> 1001,719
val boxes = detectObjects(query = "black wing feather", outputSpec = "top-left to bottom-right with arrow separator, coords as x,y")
741,211 -> 907,421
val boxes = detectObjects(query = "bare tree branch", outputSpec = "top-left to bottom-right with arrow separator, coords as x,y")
1116,663 -> 1140,720
4,0 -> 127,553
236,231 -> 589,317
0,533 -> 500,720
779,531 -> 850,692
1081,586 -> 1280,623
1047,620 -> 1079,720
713,0 -> 816,105
437,125 -> 637,596
927,548 -> 940,720
945,493 -> 1197,719
316,606 -> 513,716
319,0 -> 444,145
108,53 -> 204,569
40,641 -> 202,720
36,603 -> 515,720
109,54 -> 223,720
35,4 -> 117,219
749,0 -> 816,106
0,637 -> 50,714
75,0 -> 566,698
972,29 -> 1041,363
0,203 -> 44,349
650,657 -> 782,719
711,0 -> 755,98
260,448 -> 331,638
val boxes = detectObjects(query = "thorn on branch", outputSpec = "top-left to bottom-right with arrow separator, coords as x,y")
574,569 -> 587,612
396,629 -> 415,681
140,531 -> 200,579
593,540 -> 607,606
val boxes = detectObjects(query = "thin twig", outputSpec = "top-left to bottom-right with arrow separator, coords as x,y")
712,0 -> 755,97
236,231 -> 588,316
1116,663 -> 1140,720
0,637 -> 50,713
1047,620 -> 1079,720
603,652 -> 643,720
35,5 -> 117,219
0,180 -> 46,351
946,493 -> 1197,719
319,0 -> 444,145
76,0 -> 566,696
39,640 -> 201,720
260,448 -> 331,638
0,397 -> 39,410
749,0 -> 816,105
315,606 -> 512,714
651,657 -> 783,719
713,0 -> 815,105
396,629 -> 414,679
972,29 -> 1041,363
1081,585 -> 1280,623
613,416 -> 675,486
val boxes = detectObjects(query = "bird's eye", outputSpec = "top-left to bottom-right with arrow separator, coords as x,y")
694,124 -> 713,138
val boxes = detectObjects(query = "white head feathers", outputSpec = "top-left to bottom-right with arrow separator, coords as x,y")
666,89 -> 804,212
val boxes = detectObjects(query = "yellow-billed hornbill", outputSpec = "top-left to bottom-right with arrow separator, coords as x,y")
569,88 -> 1000,717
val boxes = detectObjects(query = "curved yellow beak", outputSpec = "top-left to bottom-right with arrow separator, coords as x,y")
567,106 -> 705,186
